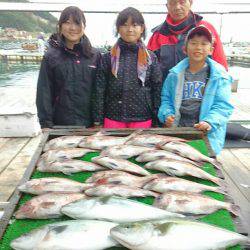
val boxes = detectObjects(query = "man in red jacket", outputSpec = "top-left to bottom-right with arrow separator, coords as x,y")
147,0 -> 228,80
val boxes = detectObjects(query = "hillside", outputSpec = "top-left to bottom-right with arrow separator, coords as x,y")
0,0 -> 58,33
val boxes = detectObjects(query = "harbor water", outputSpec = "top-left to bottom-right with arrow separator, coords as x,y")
0,40 -> 249,89
0,60 -> 249,89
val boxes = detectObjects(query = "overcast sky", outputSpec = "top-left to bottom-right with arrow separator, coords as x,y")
28,0 -> 250,44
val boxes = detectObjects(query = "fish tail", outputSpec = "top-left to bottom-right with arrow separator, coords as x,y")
125,129 -> 143,143
212,177 -> 228,189
228,204 -> 241,216
210,158 -> 223,169
213,186 -> 229,196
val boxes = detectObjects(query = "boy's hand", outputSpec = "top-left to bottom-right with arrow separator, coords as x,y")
164,115 -> 175,128
194,121 -> 211,132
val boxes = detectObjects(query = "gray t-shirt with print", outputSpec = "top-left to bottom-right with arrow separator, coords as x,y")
179,64 -> 209,127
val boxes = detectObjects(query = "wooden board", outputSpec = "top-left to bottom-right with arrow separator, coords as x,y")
218,149 -> 250,235
0,138 -> 29,174
0,135 -> 42,205
230,149 -> 250,171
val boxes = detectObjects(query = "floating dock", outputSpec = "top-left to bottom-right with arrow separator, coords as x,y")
0,50 -> 43,62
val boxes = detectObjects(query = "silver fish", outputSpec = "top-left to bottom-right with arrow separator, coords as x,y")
136,150 -> 202,167
101,145 -> 153,159
110,219 -> 250,250
154,191 -> 240,216
78,130 -> 139,150
11,220 -> 119,250
61,196 -> 184,222
37,148 -> 95,168
37,159 -> 105,175
159,141 -> 222,169
126,133 -> 187,147
92,156 -> 151,176
85,184 -> 158,198
18,177 -> 94,195
43,136 -> 85,151
15,192 -> 86,219
143,176 -> 227,195
144,159 -> 226,187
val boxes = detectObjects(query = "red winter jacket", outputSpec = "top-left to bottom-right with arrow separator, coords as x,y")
147,12 -> 228,80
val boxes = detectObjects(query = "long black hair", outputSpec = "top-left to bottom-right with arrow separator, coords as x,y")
115,7 -> 146,39
58,6 -> 93,58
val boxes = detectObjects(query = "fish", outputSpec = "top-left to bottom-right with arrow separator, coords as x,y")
43,136 -> 85,151
135,150 -> 203,167
61,196 -> 184,222
101,145 -> 153,159
37,148 -> 95,168
18,177 -> 94,195
78,130 -> 140,150
85,170 -> 128,183
158,141 -> 222,169
94,175 -> 159,188
11,220 -> 119,250
153,191 -> 240,216
86,170 -> 159,188
126,133 -> 187,147
144,159 -> 226,187
15,192 -> 86,219
37,159 -> 105,175
85,184 -> 158,198
143,176 -> 227,195
110,219 -> 250,250
92,156 -> 151,176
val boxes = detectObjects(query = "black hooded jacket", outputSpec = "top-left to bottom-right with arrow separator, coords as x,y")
36,34 -> 100,128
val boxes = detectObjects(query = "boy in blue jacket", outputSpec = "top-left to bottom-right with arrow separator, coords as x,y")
158,25 -> 234,155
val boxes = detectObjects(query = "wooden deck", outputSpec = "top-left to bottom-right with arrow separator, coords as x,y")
0,133 -> 249,236
0,135 -> 42,209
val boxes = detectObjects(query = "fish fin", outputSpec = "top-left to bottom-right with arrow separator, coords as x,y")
184,214 -> 204,220
229,204 -> 241,216
41,202 -> 56,208
61,170 -> 72,175
150,191 -> 160,198
155,141 -> 168,149
58,156 -> 68,161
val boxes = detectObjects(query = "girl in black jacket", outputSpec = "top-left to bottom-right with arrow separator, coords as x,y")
36,6 -> 100,128
93,7 -> 162,128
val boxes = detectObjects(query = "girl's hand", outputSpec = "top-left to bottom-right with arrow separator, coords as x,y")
194,121 -> 212,132
164,115 -> 175,128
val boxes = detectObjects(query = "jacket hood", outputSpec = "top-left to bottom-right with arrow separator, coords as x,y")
169,57 -> 233,82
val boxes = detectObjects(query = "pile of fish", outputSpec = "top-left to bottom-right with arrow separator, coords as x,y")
11,130 -> 250,250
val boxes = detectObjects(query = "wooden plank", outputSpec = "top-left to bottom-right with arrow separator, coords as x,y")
218,149 -> 250,202
220,166 -> 250,235
230,148 -> 250,171
0,133 -> 47,239
0,135 -> 42,203
0,138 -> 30,174
0,138 -> 10,150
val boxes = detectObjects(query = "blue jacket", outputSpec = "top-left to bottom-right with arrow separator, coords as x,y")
158,57 -> 234,155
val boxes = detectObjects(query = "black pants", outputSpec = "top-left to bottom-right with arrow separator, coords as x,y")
226,123 -> 250,141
